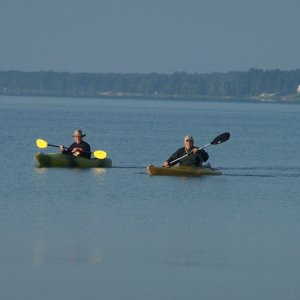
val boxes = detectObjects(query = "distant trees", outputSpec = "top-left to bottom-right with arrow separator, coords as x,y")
0,69 -> 299,99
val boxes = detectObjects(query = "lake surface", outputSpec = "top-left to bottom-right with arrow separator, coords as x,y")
1,96 -> 300,300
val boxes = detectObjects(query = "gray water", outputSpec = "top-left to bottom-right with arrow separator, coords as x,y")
1,96 -> 300,300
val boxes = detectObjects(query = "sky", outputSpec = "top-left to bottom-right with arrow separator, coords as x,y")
0,0 -> 299,74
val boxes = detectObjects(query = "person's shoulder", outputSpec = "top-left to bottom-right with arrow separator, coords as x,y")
176,147 -> 185,153
83,140 -> 91,147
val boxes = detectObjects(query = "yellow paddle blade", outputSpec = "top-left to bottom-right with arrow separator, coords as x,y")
36,139 -> 48,149
93,150 -> 107,159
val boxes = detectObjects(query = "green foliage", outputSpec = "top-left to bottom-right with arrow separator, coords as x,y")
0,69 -> 299,99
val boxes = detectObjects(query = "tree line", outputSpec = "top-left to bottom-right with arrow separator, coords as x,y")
0,69 -> 299,100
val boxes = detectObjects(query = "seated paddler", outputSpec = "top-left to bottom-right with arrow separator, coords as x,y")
60,129 -> 91,159
162,135 -> 209,167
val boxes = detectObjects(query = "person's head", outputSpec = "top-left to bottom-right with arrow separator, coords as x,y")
73,129 -> 86,143
184,135 -> 194,150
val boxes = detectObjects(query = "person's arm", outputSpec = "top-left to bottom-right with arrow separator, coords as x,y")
77,142 -> 91,158
163,148 -> 183,166
197,149 -> 209,162
60,144 -> 72,154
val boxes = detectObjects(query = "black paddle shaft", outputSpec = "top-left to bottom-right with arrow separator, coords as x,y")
48,143 -> 94,155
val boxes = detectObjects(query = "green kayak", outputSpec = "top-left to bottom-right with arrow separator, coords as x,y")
147,165 -> 221,177
35,153 -> 112,168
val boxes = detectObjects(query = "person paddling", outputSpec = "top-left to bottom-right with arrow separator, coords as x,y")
60,129 -> 91,159
162,135 -> 209,167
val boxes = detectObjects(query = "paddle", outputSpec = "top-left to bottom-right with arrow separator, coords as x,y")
36,138 -> 107,159
170,132 -> 230,164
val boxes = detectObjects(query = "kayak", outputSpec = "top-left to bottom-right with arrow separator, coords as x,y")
35,153 -> 112,168
147,165 -> 221,177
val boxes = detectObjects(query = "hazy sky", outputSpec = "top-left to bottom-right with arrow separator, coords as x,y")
1,0 -> 299,74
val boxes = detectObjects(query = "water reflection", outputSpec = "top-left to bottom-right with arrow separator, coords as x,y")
32,239 -> 104,266
93,168 -> 106,175
34,166 -> 107,175
34,167 -> 48,174
32,240 -> 45,266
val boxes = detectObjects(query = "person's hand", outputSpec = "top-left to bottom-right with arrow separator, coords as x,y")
59,145 -> 65,151
72,147 -> 81,153
72,147 -> 82,156
162,161 -> 170,167
191,148 -> 199,154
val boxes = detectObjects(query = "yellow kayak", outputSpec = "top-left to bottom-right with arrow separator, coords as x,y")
147,165 -> 221,177
35,153 -> 112,168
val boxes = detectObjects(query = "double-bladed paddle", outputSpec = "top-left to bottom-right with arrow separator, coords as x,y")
170,132 -> 230,164
36,138 -> 107,159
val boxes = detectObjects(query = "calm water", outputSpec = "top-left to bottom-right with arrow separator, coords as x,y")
0,96 -> 300,300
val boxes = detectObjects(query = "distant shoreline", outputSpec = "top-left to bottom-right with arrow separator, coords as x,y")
1,93 -> 300,104
1,69 -> 300,103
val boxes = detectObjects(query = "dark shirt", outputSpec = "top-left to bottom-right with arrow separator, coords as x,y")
62,141 -> 91,159
167,146 -> 209,166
